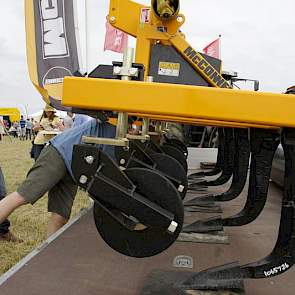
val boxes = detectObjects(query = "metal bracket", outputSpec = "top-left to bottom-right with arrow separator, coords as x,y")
71,144 -> 175,228
82,136 -> 129,147
113,64 -> 139,78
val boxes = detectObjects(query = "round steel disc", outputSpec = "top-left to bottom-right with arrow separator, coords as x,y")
93,167 -> 184,258
164,139 -> 188,159
149,153 -> 188,199
161,144 -> 188,173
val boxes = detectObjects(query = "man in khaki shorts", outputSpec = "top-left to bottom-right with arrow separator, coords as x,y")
0,117 -> 116,237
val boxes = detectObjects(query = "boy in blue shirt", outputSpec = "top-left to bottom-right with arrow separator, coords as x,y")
19,115 -> 26,141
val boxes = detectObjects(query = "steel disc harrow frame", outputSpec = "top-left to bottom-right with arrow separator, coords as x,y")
24,0 -> 295,293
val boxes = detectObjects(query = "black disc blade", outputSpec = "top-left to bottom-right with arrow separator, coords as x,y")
161,144 -> 188,173
93,167 -> 184,258
164,139 -> 188,159
149,153 -> 188,199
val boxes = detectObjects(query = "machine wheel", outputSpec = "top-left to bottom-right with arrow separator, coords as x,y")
93,167 -> 184,258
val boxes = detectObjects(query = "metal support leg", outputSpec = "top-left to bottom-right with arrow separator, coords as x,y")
190,128 -> 235,188
222,128 -> 280,226
214,128 -> 250,201
183,128 -> 280,233
187,128 -> 250,206
188,127 -> 225,179
178,128 -> 295,291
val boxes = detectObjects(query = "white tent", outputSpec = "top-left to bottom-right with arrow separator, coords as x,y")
29,110 -> 67,120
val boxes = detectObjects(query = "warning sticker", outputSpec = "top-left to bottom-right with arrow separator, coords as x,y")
140,8 -> 151,24
158,62 -> 180,77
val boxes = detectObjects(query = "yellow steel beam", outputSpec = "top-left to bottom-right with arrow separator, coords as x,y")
110,114 -> 275,129
135,29 -> 153,81
62,77 -> 295,128
132,114 -> 276,129
109,0 -> 144,37
108,1 -> 228,87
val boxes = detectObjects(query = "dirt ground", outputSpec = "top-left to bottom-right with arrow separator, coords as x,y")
0,136 -> 90,274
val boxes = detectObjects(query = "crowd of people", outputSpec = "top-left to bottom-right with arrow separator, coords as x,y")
0,105 -> 95,242
0,109 -> 75,142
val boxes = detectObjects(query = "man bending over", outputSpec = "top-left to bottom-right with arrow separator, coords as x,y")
0,118 -> 116,237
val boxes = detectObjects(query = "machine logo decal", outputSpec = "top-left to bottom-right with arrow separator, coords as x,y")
28,0 -> 80,105
183,46 -> 230,88
42,66 -> 72,86
39,0 -> 69,59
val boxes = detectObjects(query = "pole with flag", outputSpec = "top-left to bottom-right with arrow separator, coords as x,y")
203,35 -> 222,59
104,17 -> 129,54
218,34 -> 222,59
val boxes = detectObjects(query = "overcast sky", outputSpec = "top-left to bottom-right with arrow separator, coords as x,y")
0,0 -> 295,115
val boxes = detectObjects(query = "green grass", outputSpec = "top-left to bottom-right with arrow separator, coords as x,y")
0,136 -> 90,275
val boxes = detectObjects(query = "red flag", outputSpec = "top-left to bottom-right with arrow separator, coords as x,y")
203,38 -> 220,59
104,19 -> 128,53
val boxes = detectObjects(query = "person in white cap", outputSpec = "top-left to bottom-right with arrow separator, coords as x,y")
32,105 -> 64,160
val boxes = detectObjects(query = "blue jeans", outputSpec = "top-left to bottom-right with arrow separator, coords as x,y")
0,166 -> 10,234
